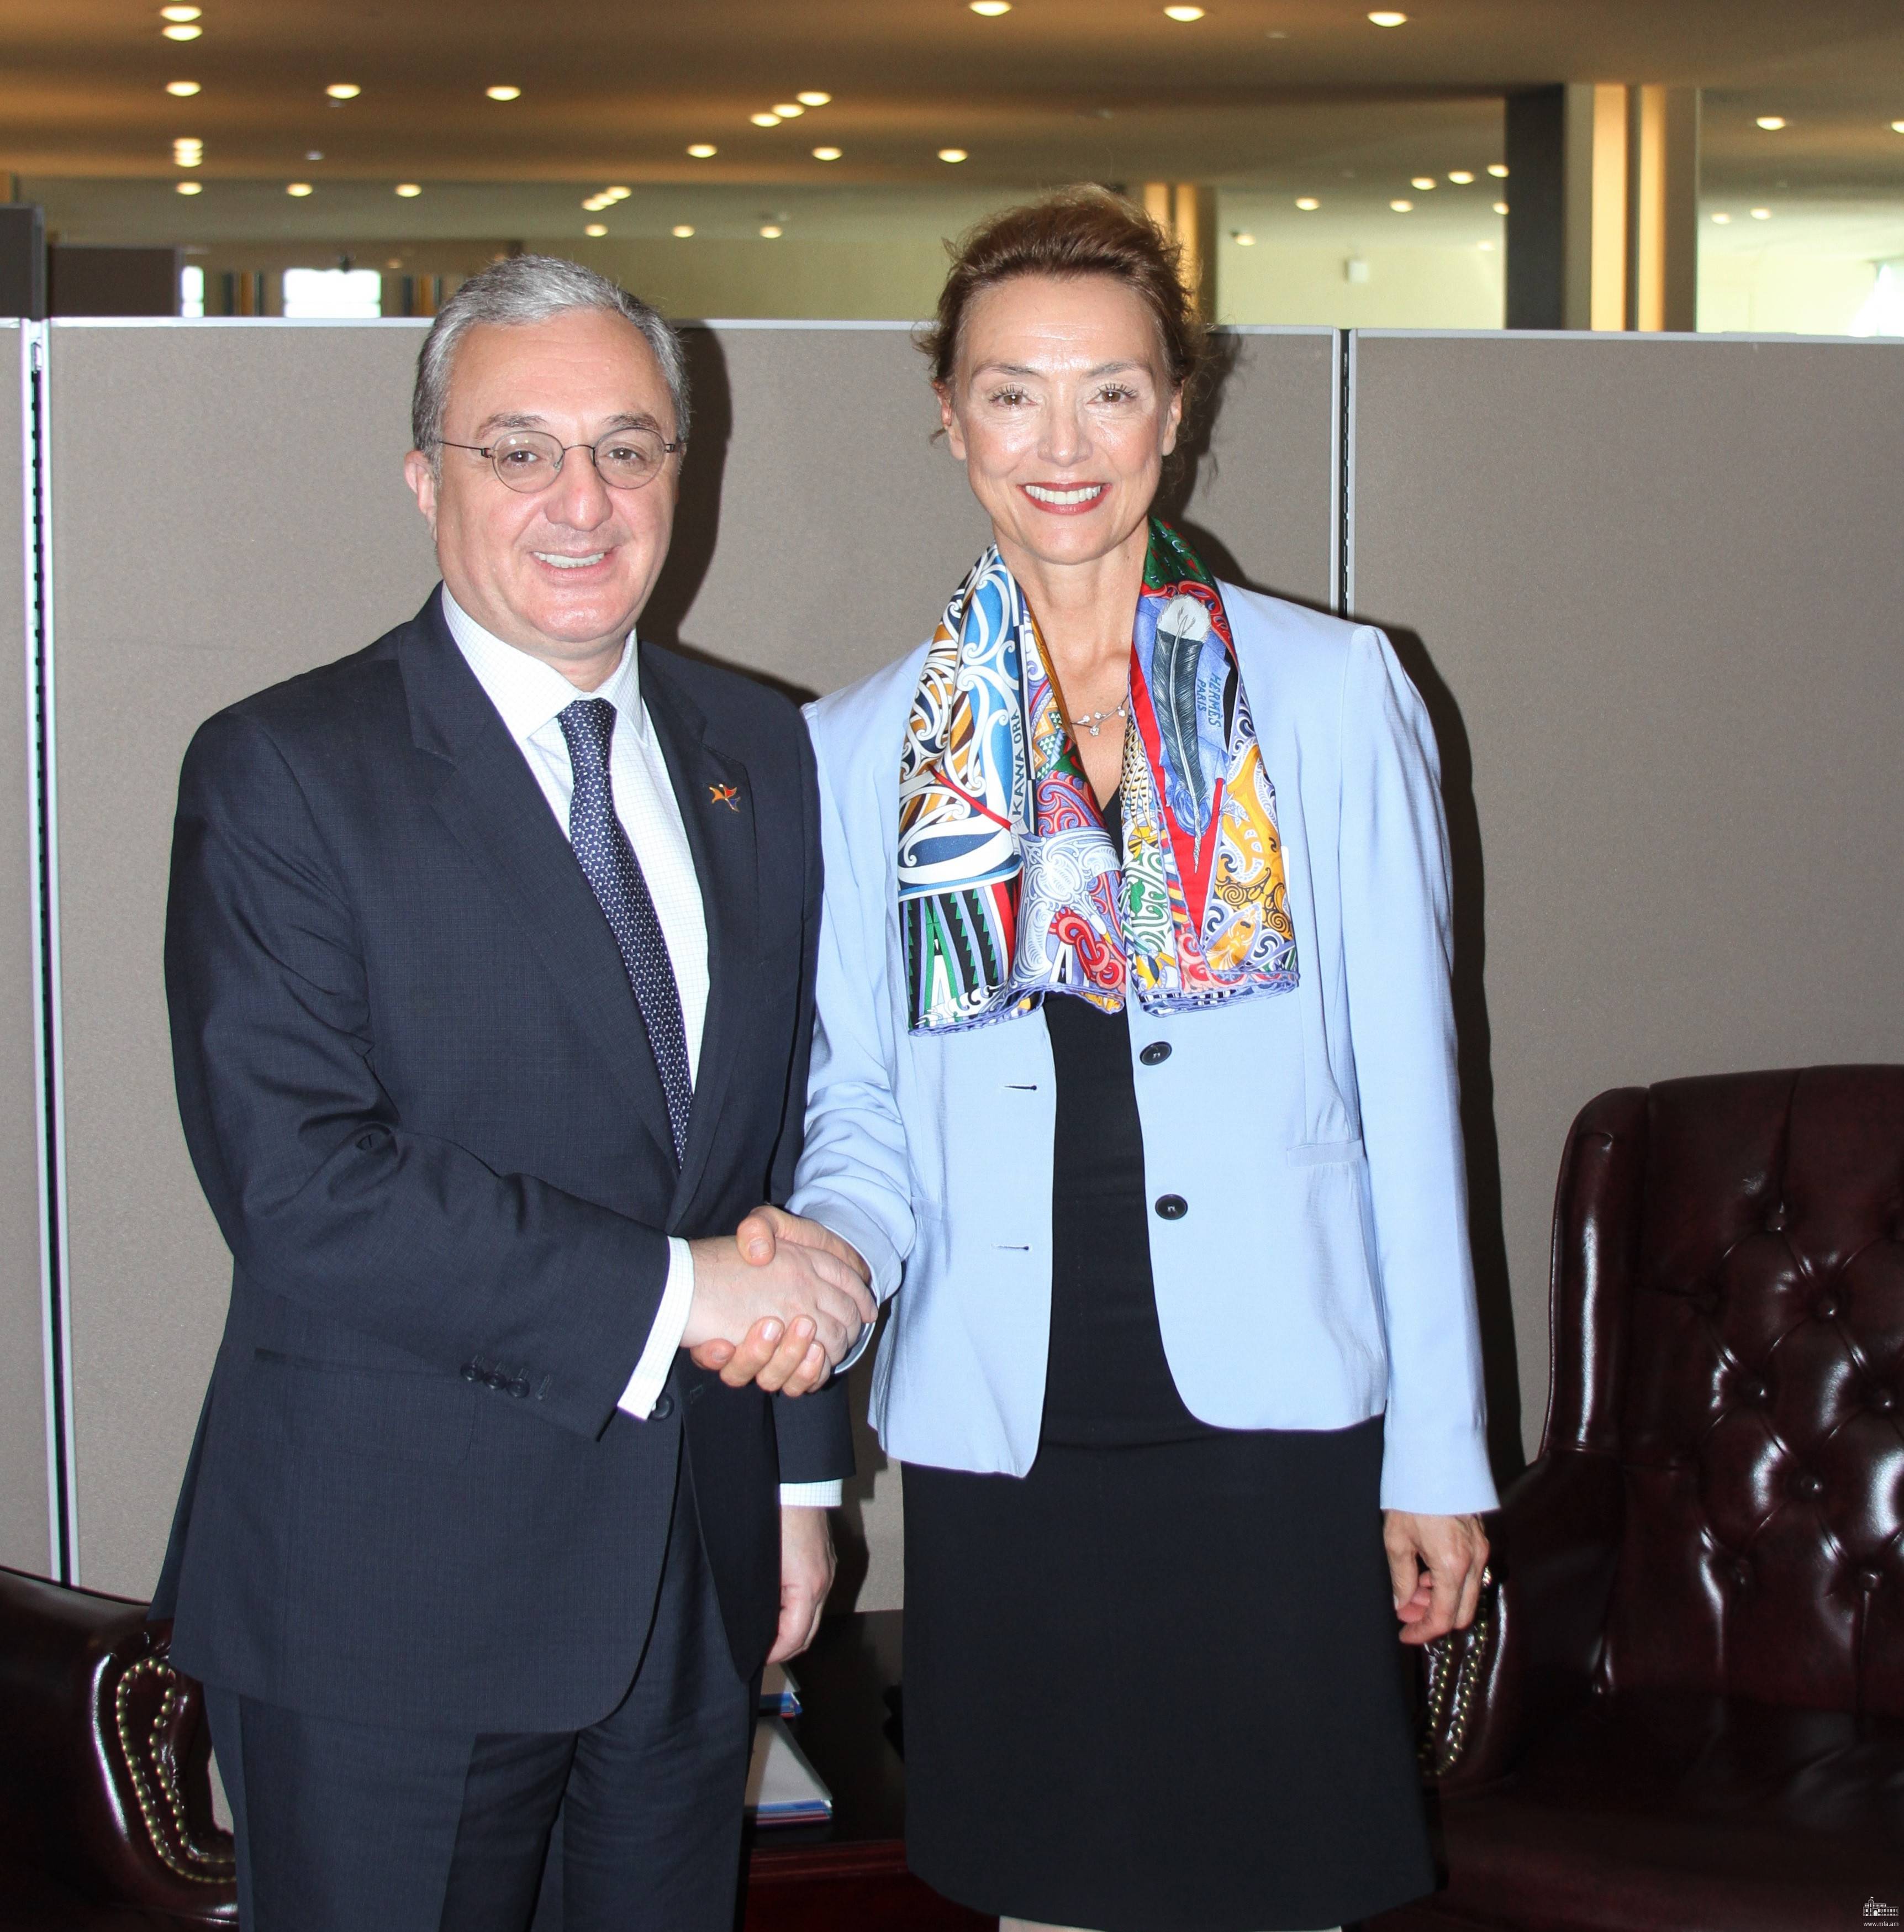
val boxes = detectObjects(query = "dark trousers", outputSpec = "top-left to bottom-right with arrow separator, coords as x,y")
204,1454 -> 755,1932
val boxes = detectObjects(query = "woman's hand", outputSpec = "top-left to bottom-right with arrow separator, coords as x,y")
1383,1509 -> 1489,1645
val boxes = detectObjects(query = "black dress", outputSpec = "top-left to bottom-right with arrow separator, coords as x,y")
899,802 -> 1433,1932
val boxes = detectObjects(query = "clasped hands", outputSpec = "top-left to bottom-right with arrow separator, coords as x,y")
683,1206 -> 873,1397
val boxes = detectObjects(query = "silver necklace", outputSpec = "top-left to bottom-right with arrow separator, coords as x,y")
1068,696 -> 1130,739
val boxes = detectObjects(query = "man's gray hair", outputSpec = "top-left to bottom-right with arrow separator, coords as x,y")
410,254 -> 690,458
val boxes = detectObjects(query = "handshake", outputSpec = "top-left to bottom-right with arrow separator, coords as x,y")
682,1207 -> 876,1397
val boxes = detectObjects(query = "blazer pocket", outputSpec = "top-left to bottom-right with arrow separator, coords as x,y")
256,1350 -> 477,1468
1283,1138 -> 1366,1168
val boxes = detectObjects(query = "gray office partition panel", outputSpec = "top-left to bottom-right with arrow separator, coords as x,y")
1347,331 -> 1904,1473
44,318 -> 1340,1599
0,324 -> 49,1575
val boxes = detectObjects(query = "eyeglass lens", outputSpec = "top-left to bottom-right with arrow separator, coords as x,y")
486,429 -> 669,493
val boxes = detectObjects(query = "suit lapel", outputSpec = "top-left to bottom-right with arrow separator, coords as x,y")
398,593 -> 678,1171
639,646 -> 761,1221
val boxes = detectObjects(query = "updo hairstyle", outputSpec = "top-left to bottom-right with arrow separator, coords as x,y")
921,185 -> 1209,408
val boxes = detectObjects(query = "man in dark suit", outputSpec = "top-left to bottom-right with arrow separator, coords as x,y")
153,255 -> 875,1930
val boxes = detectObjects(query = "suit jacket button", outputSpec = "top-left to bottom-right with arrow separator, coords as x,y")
1154,1194 -> 1188,1220
652,1392 -> 677,1420
461,1361 -> 481,1382
485,1369 -> 508,1391
1139,1042 -> 1172,1066
508,1376 -> 530,1400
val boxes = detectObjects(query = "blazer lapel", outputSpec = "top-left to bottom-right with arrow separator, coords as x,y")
398,592 -> 678,1170
639,646 -> 762,1222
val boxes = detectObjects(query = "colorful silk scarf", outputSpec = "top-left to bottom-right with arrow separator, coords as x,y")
898,518 -> 1298,1034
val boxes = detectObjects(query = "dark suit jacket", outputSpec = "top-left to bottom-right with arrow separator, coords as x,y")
153,588 -> 850,1733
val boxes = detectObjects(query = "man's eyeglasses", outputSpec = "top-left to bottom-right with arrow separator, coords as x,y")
436,427 -> 684,494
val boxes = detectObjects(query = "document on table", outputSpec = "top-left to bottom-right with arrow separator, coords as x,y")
758,1662 -> 802,1717
746,1716 -> 834,1826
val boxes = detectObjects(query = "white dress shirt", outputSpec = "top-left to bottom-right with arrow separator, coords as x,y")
445,591 -> 839,1508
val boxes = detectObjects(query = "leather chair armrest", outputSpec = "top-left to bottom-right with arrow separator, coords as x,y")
0,1566 -> 235,1923
1417,1446 -> 1624,1792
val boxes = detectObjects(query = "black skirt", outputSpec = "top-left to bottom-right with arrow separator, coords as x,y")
901,1425 -> 1432,1932
898,900 -> 1433,1931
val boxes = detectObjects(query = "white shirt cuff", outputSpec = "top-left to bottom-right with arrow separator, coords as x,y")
778,1481 -> 843,1508
617,1236 -> 695,1419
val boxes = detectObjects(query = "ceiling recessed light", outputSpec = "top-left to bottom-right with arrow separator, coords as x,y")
160,5 -> 201,17
175,180 -> 202,195
1390,199 -> 1414,212
1750,206 -> 1771,219
173,138 -> 203,165
395,182 -> 421,197
813,145 -> 842,160
1231,231 -> 1256,245
773,102 -> 805,117
1368,10 -> 1407,24
583,196 -> 609,210
486,85 -> 521,101
1267,28 -> 1288,36
1892,120 -> 1904,134
1478,239 -> 1494,250
305,149 -> 323,160
1755,115 -> 1786,130
797,91 -> 831,106
584,223 -> 607,237
1411,176 -> 1436,189
672,224 -> 695,238
1447,170 -> 1474,184
287,182 -> 313,197
938,147 -> 969,163
1710,210 -> 1731,224
1488,163 -> 1509,177
760,223 -> 784,238
969,1 -> 1012,13
1493,200 -> 1509,214
162,23 -> 202,38
166,79 -> 200,96
751,111 -> 782,127
687,143 -> 718,158
326,82 -> 361,99
1295,196 -> 1319,210
1164,6 -> 1206,19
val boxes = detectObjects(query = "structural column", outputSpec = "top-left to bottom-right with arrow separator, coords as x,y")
1505,85 -> 1699,331
1143,182 -> 1217,321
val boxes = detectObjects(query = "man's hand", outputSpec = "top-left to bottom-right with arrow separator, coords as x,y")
768,1505 -> 835,1665
689,1208 -> 873,1397
683,1212 -> 874,1397
1384,1509 -> 1490,1646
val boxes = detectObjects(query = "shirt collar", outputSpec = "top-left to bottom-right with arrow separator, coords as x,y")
440,585 -> 645,746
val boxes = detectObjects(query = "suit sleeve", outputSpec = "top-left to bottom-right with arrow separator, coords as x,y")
766,718 -> 855,1487
165,708 -> 669,1440
1337,628 -> 1499,1516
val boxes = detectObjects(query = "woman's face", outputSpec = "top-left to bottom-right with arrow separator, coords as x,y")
939,272 -> 1183,575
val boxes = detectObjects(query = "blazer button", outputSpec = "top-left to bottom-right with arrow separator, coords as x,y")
652,1393 -> 677,1420
460,1361 -> 482,1382
1139,1041 -> 1172,1066
508,1376 -> 530,1400
485,1369 -> 508,1391
1154,1194 -> 1188,1221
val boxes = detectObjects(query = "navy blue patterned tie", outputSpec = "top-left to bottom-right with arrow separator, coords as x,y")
557,697 -> 693,1166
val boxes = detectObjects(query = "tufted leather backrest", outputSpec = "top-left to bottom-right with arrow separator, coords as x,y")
1561,1067 -> 1904,1718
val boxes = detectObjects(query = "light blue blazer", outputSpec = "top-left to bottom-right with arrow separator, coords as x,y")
789,585 -> 1499,1517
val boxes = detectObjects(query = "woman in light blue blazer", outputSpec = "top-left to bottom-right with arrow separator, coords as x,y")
779,189 -> 1495,1932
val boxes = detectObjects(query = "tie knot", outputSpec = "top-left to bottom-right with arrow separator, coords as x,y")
558,696 -> 616,775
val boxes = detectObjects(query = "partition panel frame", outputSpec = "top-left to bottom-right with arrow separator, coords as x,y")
20,320 -> 69,1581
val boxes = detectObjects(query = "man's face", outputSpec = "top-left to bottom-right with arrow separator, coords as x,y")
404,307 -> 681,688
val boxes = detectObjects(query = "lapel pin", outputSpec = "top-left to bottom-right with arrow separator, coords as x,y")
708,782 -> 741,812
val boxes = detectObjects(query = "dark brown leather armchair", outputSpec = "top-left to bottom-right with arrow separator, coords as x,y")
0,1567 -> 234,1929
1381,1066 -> 1904,1932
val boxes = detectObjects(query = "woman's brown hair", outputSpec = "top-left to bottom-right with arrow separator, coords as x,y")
921,185 -> 1209,404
